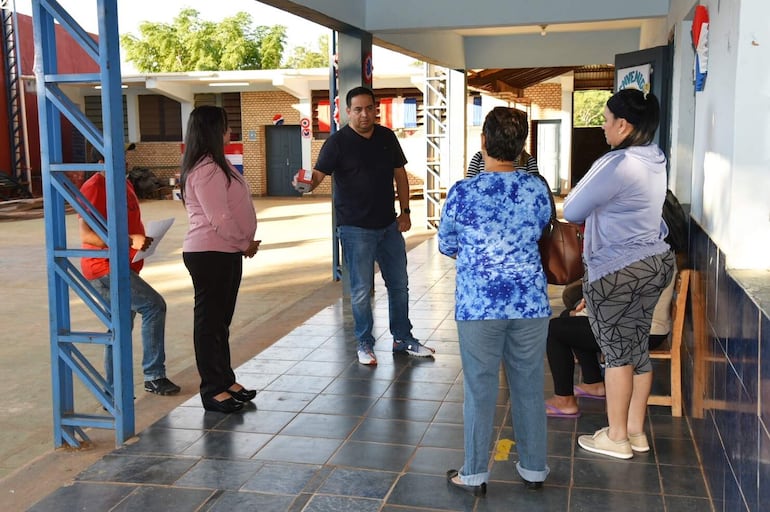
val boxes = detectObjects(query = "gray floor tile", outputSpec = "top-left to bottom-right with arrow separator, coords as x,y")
330,440 -> 415,472
318,467 -> 398,498
112,486 -> 214,512
252,435 -> 342,464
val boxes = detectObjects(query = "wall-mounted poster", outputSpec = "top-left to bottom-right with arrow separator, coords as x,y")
616,64 -> 651,93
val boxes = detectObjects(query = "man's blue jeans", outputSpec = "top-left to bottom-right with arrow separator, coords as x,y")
337,222 -> 413,347
456,317 -> 550,485
92,271 -> 167,384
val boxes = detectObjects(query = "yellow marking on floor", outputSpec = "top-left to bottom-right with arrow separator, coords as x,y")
494,438 -> 516,461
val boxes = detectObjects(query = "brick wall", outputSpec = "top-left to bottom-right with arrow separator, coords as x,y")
524,83 -> 562,115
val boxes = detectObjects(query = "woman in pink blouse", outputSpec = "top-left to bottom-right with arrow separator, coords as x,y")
180,106 -> 261,413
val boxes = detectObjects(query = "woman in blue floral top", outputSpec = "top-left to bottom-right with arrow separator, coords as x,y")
439,107 -> 552,496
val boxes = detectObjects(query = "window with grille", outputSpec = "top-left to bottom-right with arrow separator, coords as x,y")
193,92 -> 242,141
138,95 -> 182,142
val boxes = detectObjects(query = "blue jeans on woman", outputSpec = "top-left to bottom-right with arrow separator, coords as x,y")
92,271 -> 167,385
456,317 -> 550,485
337,222 -> 414,349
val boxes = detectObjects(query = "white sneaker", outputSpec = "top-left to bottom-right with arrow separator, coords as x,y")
578,427 -> 633,459
393,340 -> 435,357
628,432 -> 650,452
357,347 -> 377,365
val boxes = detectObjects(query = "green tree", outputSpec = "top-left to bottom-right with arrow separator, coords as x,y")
573,90 -> 612,127
121,9 -> 287,72
283,34 -> 329,69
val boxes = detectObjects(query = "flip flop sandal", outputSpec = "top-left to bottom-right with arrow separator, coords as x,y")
573,385 -> 606,400
546,404 -> 581,418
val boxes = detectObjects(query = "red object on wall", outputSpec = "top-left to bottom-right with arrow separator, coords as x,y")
0,14 -> 99,194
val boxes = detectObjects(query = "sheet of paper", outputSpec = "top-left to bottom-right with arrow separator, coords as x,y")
132,217 -> 175,263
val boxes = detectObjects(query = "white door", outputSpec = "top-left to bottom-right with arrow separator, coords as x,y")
536,120 -> 561,192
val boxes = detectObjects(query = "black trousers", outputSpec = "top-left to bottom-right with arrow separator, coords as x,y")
183,251 -> 242,400
547,310 -> 665,396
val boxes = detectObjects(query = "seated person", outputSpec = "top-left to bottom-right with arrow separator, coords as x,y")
545,276 -> 675,417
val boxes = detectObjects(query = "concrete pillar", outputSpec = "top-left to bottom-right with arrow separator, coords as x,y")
337,31 -> 373,120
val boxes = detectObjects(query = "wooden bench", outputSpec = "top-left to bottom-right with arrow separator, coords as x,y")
647,268 -> 691,416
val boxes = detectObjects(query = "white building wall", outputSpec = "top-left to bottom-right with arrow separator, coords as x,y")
689,0 -> 770,269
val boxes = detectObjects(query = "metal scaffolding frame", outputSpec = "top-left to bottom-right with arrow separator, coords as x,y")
423,64 -> 448,229
32,0 -> 135,447
1,3 -> 30,191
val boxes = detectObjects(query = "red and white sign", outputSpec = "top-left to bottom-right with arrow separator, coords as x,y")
300,117 -> 311,128
301,128 -> 311,139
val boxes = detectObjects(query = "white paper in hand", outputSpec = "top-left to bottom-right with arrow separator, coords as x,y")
132,218 -> 175,263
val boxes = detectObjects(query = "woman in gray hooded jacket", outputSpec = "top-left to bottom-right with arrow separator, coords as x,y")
563,88 -> 675,460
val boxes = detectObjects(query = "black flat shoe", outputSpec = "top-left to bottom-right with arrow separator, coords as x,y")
446,469 -> 487,496
522,478 -> 543,490
202,396 -> 244,413
227,387 -> 257,402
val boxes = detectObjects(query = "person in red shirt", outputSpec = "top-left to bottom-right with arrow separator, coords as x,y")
79,148 -> 180,396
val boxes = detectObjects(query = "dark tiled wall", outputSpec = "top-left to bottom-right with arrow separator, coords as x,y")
684,220 -> 770,512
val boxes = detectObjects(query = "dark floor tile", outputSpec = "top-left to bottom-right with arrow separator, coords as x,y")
407,446 -> 465,475
650,415 -> 692,439
253,390 -> 315,412
114,426 -> 204,455
231,372 -> 278,391
572,458 -> 661,493
241,462 -> 321,494
368,397 -> 441,422
323,377 -> 391,397
216,409 -> 297,434
174,459 -> 262,490
112,486 -> 213,512
28,482 -> 136,512
396,365 -> 462,384
351,417 -> 429,445
434,401 -> 463,424
421,422 -> 465,449
330,440 -> 415,472
287,492 -> 313,512
76,454 -> 198,484
152,407 -> 226,430
303,393 -> 376,416
273,334 -> 334,348
659,463 -> 709,497
653,437 -> 701,466
302,495 -> 381,512
253,435 -> 343,464
285,360 -> 350,377
490,456 -> 572,488
280,412 -> 361,439
206,490 -> 296,512
304,348 -> 349,362
387,472 -> 476,511
265,374 -> 335,394
237,358 -> 297,374
383,380 -> 452,401
382,505 -> 443,512
182,431 -> 272,459
570,488 -> 665,511
664,495 -> 715,511
338,363 -> 405,381
255,346 -> 316,361
318,467 -> 398,498
476,481 -> 569,511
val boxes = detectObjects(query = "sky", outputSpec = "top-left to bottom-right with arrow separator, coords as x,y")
14,0 -> 414,72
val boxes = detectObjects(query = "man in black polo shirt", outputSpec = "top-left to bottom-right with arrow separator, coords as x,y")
293,86 -> 434,365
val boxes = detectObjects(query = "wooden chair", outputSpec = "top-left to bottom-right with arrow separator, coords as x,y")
647,269 -> 691,416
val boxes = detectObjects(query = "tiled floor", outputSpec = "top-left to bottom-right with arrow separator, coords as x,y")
28,239 -> 713,511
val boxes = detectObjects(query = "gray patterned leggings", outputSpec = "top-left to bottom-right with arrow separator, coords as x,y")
583,251 -> 675,374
